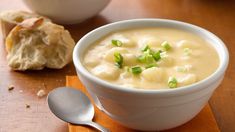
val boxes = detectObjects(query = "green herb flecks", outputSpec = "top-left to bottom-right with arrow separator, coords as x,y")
183,48 -> 192,56
161,41 -> 172,51
131,66 -> 142,74
138,50 -> 155,64
138,45 -> 162,65
114,52 -> 123,68
141,45 -> 151,52
168,77 -> 178,88
152,50 -> 161,61
112,39 -> 123,47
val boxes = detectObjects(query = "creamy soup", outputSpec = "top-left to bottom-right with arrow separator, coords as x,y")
83,28 -> 219,89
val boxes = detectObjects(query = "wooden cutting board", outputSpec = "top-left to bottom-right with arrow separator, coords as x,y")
66,76 -> 220,132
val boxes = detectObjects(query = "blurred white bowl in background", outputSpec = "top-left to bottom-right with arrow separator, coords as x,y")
22,0 -> 110,24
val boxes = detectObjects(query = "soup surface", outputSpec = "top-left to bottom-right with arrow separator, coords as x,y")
83,28 -> 219,89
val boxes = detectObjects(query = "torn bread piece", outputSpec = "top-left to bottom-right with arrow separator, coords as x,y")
6,17 -> 75,70
0,10 -> 50,40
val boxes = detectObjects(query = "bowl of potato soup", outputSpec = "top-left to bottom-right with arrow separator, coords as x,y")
73,19 -> 229,131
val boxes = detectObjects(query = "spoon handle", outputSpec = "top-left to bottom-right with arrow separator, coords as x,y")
86,121 -> 110,132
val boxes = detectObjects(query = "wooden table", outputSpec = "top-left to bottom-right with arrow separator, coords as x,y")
0,0 -> 234,132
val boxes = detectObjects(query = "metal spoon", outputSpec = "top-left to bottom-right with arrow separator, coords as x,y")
47,87 -> 109,132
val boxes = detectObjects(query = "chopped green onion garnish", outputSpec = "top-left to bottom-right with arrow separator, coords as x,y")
137,55 -> 146,63
131,66 -> 142,74
168,77 -> 178,88
144,53 -> 155,63
152,50 -> 161,61
137,52 -> 155,64
161,41 -> 171,51
141,45 -> 151,52
112,39 -> 123,47
183,48 -> 192,56
114,52 -> 123,68
145,63 -> 158,69
138,46 -> 162,64
139,45 -> 163,64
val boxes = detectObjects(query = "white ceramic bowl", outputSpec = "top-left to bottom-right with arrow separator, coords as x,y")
22,0 -> 110,24
73,19 -> 229,131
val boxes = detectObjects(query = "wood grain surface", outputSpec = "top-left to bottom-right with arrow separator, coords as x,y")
0,0 -> 235,132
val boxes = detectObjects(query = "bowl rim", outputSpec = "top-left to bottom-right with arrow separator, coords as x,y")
73,18 -> 229,95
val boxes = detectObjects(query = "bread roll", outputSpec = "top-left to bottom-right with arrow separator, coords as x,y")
0,10 -> 50,40
5,17 -> 75,70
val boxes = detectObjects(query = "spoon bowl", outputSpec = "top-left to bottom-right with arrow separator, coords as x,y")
47,87 -> 109,132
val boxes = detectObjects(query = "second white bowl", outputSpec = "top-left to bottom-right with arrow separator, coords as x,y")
22,0 -> 110,24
